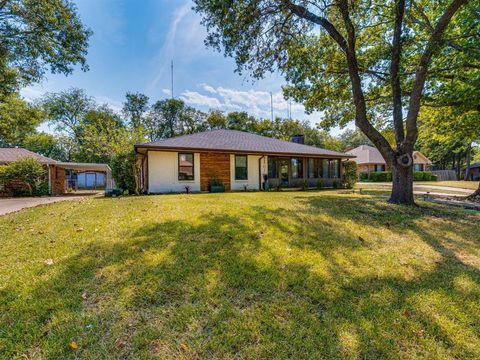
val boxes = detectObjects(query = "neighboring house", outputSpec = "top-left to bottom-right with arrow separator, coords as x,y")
465,161 -> 480,180
135,129 -> 352,193
0,147 -> 113,195
346,145 -> 432,174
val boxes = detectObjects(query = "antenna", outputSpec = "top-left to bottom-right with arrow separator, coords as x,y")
289,98 -> 292,120
171,60 -> 174,99
270,92 -> 273,122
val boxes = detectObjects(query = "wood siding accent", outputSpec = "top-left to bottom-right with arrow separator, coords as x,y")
200,152 -> 231,191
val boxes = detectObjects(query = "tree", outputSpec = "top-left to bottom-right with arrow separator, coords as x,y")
22,132 -> 58,157
147,99 -> 186,140
0,0 -> 91,96
206,110 -> 227,129
122,92 -> 150,129
41,88 -> 95,139
194,0 -> 472,204
0,93 -> 44,146
339,129 -> 373,150
0,157 -> 47,196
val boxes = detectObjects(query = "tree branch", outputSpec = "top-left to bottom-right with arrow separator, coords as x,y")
405,0 -> 470,150
391,0 -> 405,146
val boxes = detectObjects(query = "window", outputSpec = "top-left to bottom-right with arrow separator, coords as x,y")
375,164 -> 386,172
329,159 -> 339,178
178,153 -> 194,180
291,158 -> 303,179
268,157 -> 277,178
322,159 -> 329,178
235,155 -> 248,180
414,164 -> 424,171
308,158 -> 316,178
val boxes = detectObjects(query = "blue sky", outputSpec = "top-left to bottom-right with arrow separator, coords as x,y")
22,0 -> 351,134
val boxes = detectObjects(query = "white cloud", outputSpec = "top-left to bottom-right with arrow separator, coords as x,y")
180,90 -> 222,108
94,95 -> 123,113
20,87 -> 45,102
162,88 -> 172,96
201,83 -> 217,94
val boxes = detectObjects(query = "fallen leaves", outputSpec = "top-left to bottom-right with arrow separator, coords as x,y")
68,341 -> 78,350
44,259 -> 54,266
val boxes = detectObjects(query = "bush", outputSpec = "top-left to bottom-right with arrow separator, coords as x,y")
332,180 -> 341,189
343,160 -> 357,189
316,179 -> 324,189
369,171 -> 392,182
111,151 -> 138,194
300,179 -> 309,191
413,171 -> 436,181
359,172 -> 369,182
0,157 -> 48,196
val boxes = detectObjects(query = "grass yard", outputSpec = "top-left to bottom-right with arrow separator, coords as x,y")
1,192 -> 479,359
415,181 -> 479,190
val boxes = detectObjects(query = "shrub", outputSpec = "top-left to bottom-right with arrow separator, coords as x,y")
369,171 -> 392,182
300,179 -> 309,191
413,171 -> 436,181
316,179 -> 324,189
332,180 -> 341,188
343,160 -> 357,189
0,157 -> 48,196
111,151 -> 138,194
359,172 -> 369,182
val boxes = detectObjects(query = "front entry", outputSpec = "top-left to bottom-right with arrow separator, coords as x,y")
279,159 -> 289,186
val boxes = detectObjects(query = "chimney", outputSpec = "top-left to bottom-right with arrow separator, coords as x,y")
291,134 -> 304,144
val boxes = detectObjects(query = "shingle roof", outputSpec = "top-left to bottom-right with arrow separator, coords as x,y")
346,145 -> 386,164
468,161 -> 480,169
136,129 -> 351,158
0,147 -> 57,164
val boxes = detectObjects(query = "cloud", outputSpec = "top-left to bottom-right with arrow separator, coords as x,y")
201,83 -> 217,94
180,90 -> 222,108
162,88 -> 172,96
94,95 -> 123,113
20,87 -> 45,102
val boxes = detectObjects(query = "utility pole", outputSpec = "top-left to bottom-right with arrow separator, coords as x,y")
289,98 -> 292,120
171,60 -> 174,99
270,92 -> 273,122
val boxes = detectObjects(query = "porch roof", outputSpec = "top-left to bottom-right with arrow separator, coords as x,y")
55,162 -> 111,172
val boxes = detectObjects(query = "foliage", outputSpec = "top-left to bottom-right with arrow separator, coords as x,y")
338,129 -> 373,150
123,92 -> 150,129
22,132 -> 58,158
369,172 -> 393,182
316,179 -> 324,189
343,160 -> 358,189
0,157 -> 47,196
300,179 -> 308,191
0,0 -> 91,96
413,171 -> 437,181
110,151 -> 137,194
332,180 -> 341,189
359,172 -> 369,182
0,93 -> 44,146
41,88 -> 95,138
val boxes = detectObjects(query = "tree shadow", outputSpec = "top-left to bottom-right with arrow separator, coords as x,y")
1,194 -> 479,359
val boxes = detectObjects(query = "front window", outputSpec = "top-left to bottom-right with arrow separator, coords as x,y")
178,153 -> 194,180
375,164 -> 386,172
330,159 -> 339,178
235,155 -> 248,180
414,164 -> 423,171
308,158 -> 315,178
291,158 -> 303,179
268,157 -> 277,178
322,159 -> 329,178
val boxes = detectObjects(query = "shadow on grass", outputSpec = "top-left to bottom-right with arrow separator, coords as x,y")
1,194 -> 480,358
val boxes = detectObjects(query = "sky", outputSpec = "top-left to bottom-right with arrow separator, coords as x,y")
21,0 -> 352,134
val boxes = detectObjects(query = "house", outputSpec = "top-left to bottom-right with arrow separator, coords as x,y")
135,129 -> 353,193
466,161 -> 480,181
0,147 -> 113,196
346,145 -> 432,174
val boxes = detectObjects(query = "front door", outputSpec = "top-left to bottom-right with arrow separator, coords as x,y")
279,159 -> 289,186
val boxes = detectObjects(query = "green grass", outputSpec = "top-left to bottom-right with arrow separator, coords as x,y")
1,192 -> 479,359
415,181 -> 479,190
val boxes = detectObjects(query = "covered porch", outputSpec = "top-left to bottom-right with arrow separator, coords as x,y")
51,162 -> 115,194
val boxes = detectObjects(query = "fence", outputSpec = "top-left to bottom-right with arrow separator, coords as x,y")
432,170 -> 457,181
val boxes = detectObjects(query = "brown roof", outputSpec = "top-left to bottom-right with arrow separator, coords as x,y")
346,145 -> 432,165
0,147 -> 57,165
136,129 -> 352,158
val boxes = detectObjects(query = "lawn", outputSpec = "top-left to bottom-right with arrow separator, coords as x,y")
415,181 -> 479,190
1,192 -> 479,359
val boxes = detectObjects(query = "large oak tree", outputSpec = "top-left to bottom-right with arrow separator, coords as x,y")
194,0 -> 473,204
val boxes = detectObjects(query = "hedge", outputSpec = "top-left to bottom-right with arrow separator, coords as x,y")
365,170 -> 437,182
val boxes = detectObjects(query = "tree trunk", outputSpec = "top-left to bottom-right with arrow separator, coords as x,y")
464,143 -> 471,181
389,161 -> 414,205
467,182 -> 480,202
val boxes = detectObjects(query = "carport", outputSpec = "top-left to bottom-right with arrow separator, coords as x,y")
55,162 -> 115,192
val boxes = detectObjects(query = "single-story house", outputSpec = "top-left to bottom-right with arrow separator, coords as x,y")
0,147 -> 113,196
346,145 -> 432,174
465,161 -> 480,180
134,129 -> 353,193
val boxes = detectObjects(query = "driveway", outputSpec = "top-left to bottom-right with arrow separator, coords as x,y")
0,196 -> 88,216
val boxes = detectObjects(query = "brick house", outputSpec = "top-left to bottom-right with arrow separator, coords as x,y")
0,147 -> 113,196
135,129 -> 353,193
346,145 -> 432,175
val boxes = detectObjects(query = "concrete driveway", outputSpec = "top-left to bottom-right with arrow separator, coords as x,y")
0,196 -> 88,216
